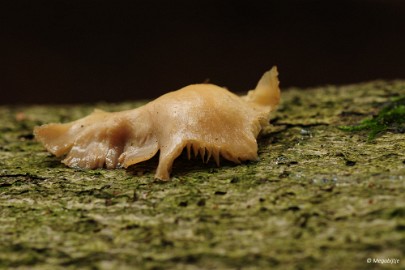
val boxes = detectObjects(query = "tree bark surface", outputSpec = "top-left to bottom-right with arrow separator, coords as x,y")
1,81 -> 404,269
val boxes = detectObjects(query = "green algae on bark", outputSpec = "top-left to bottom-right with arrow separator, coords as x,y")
339,95 -> 405,140
1,81 -> 405,270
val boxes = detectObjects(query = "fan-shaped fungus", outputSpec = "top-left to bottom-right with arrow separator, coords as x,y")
34,67 -> 281,180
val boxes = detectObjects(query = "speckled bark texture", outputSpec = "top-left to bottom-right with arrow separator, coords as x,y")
1,81 -> 404,270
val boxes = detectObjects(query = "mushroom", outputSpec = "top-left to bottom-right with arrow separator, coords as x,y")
34,67 -> 280,180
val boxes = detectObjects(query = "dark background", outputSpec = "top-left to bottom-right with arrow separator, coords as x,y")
1,0 -> 405,104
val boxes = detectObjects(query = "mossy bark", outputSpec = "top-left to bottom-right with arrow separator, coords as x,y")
1,81 -> 404,270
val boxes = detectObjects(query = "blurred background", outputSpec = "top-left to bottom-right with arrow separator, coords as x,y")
1,0 -> 405,104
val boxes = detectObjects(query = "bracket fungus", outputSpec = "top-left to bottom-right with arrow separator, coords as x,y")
34,67 -> 281,180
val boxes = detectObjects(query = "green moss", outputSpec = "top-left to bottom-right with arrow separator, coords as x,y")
339,96 -> 405,140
